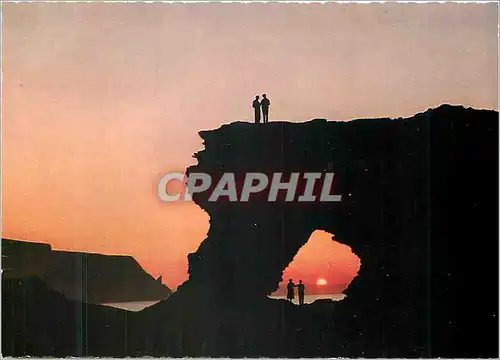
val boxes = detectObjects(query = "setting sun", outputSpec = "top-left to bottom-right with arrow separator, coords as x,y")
316,278 -> 328,286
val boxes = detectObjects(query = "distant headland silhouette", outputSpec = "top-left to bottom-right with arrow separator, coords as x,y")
2,239 -> 171,303
3,105 -> 498,358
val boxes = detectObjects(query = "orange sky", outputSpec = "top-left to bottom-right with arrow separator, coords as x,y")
2,3 -> 497,291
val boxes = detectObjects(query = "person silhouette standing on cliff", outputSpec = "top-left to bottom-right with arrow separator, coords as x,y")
286,279 -> 296,303
261,94 -> 270,123
297,280 -> 305,305
252,95 -> 261,124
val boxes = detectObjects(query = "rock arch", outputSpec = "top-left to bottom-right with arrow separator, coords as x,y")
168,106 -> 498,357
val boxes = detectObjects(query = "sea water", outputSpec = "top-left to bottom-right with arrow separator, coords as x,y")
102,294 -> 346,312
100,300 -> 161,311
269,293 -> 346,304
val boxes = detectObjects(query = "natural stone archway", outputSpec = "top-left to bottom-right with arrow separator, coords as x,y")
164,106 -> 497,357
273,230 -> 361,299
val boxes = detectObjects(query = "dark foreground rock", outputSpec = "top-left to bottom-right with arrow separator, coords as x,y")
2,276 -> 343,357
2,277 -> 133,356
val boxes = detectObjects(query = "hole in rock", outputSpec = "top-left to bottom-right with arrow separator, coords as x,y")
269,230 -> 361,304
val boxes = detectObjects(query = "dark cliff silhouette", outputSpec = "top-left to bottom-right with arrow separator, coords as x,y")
177,104 -> 498,357
2,105 -> 498,357
2,239 -> 171,303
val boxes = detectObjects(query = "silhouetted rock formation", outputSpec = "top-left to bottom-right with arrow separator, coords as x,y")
2,105 -> 498,357
173,104 -> 497,357
2,239 -> 171,303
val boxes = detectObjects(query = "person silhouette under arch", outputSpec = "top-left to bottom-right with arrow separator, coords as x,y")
286,279 -> 296,303
261,94 -> 270,123
297,280 -> 305,305
252,95 -> 261,124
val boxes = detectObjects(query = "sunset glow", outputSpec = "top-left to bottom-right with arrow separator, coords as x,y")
278,230 -> 360,294
2,3 -> 497,291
